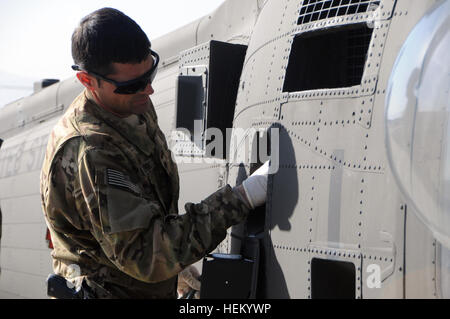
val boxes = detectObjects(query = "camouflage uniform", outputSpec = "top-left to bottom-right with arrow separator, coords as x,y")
40,90 -> 250,298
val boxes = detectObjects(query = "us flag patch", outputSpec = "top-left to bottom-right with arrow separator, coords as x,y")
106,168 -> 141,195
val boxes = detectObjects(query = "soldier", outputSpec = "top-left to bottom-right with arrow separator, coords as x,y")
40,7 -> 269,298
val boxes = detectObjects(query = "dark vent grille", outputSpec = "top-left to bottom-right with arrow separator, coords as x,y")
311,258 -> 356,299
283,23 -> 373,92
298,0 -> 381,25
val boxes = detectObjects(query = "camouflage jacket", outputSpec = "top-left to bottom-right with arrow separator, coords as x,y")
40,90 -> 250,298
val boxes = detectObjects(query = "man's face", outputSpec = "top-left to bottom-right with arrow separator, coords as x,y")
89,54 -> 155,117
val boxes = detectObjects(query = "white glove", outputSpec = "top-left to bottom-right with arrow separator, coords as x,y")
242,161 -> 270,209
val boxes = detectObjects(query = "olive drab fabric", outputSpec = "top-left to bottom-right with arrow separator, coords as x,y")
40,90 -> 250,298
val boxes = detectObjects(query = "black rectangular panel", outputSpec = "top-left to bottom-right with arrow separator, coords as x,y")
200,254 -> 255,299
311,258 -> 356,299
207,41 -> 247,158
283,23 -> 373,92
176,75 -> 204,140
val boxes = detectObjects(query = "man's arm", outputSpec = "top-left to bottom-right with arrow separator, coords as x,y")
235,184 -> 251,209
77,146 -> 251,283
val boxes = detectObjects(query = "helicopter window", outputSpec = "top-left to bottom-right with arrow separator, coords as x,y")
176,74 -> 205,143
283,23 -> 373,92
311,257 -> 356,299
298,0 -> 381,25
176,41 -> 247,158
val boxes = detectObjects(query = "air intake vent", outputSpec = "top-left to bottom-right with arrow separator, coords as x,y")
311,258 -> 356,299
283,23 -> 373,92
298,0 -> 380,25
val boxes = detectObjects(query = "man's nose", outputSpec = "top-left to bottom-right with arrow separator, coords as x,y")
143,82 -> 154,95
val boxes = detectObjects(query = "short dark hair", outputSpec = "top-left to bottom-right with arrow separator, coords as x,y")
72,8 -> 151,76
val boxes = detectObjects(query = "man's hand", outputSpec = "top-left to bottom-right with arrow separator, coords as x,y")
242,161 -> 270,209
177,265 -> 201,299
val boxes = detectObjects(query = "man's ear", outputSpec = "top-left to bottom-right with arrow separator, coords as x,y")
76,72 -> 97,91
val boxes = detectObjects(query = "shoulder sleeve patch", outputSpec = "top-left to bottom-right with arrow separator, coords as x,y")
106,168 -> 141,195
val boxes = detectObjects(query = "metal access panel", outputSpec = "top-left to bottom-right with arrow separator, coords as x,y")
200,254 -> 255,299
175,40 -> 247,158
207,41 -> 247,141
311,258 -> 356,299
176,72 -> 206,145
227,0 -> 421,299
283,23 -> 374,92
0,117 -> 57,298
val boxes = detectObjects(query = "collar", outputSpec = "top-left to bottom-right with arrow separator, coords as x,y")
79,89 -> 156,157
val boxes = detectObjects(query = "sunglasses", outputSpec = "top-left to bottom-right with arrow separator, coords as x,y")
72,49 -> 159,95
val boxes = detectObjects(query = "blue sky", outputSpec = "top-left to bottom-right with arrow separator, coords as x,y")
0,0 -> 224,107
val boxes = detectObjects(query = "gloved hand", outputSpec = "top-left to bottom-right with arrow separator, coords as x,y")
242,161 -> 270,209
177,265 -> 201,299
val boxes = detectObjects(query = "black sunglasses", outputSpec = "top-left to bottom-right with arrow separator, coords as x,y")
72,49 -> 159,95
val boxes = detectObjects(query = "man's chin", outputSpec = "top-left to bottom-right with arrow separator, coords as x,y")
132,99 -> 150,113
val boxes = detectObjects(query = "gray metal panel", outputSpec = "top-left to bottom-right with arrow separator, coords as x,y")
152,19 -> 199,66
404,206 -> 437,299
0,117 -> 58,298
196,0 -> 260,45
0,77 -> 75,141
177,162 -> 226,212
0,101 -> 21,140
377,0 -> 441,298
227,0 -> 444,299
